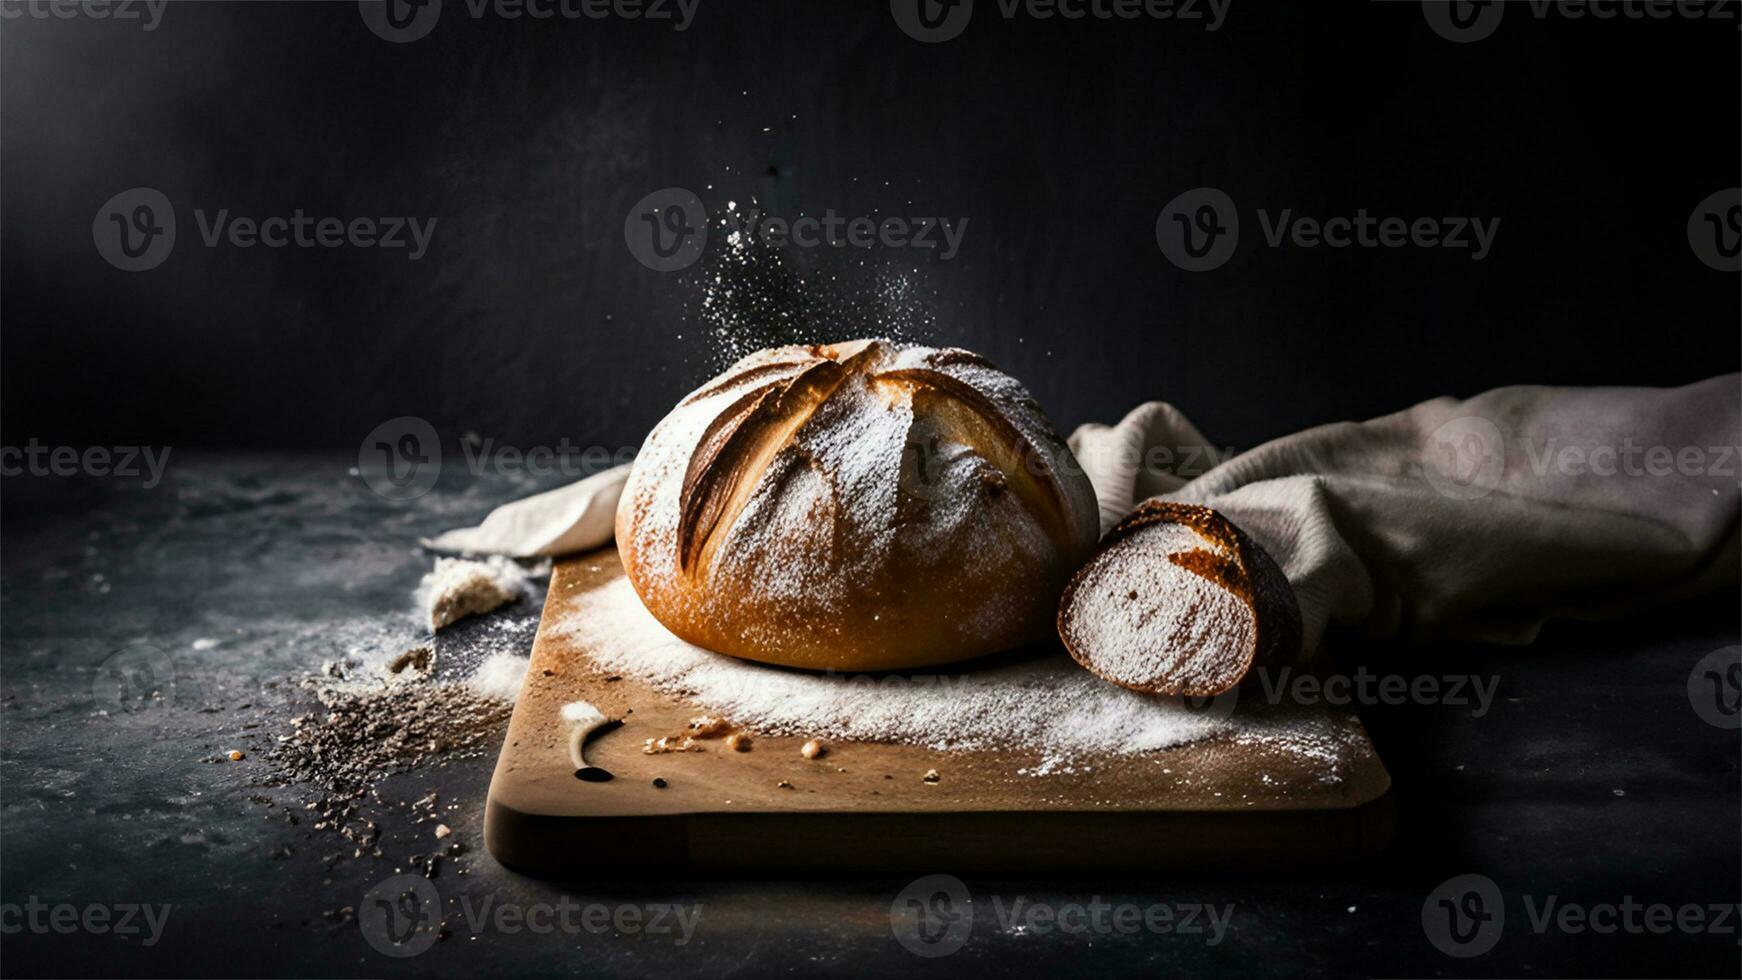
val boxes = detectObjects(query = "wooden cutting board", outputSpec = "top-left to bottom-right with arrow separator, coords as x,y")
485,549 -> 1393,875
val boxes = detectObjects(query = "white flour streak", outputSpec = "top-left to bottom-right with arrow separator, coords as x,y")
556,577 -> 1232,762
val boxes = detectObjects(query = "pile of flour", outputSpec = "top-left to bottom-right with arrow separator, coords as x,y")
556,577 -> 1235,763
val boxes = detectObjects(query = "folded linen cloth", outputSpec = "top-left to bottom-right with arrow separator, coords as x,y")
420,464 -> 629,557
427,375 -> 1739,654
1069,374 -> 1740,654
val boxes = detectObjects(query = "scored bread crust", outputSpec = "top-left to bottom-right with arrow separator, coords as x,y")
1056,500 -> 1302,697
616,338 -> 1101,671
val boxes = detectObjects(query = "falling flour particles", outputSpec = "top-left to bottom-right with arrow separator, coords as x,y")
685,203 -> 936,369
556,577 -> 1363,779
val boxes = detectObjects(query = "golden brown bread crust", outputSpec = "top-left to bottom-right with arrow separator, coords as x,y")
1056,501 -> 1302,697
616,339 -> 1101,671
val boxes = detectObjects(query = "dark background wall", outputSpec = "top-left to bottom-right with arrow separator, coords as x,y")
3,1 -> 1737,455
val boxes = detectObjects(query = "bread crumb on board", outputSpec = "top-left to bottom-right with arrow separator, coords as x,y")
801,739 -> 826,759
419,556 -> 528,632
688,715 -> 732,738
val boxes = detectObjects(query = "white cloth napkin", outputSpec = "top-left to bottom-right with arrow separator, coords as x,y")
421,464 -> 629,558
428,375 -> 1739,653
1069,374 -> 1740,653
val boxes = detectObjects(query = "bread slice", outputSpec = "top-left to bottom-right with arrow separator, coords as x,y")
1057,501 -> 1300,697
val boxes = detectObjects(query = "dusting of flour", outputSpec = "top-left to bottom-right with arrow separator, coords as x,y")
557,577 -> 1233,764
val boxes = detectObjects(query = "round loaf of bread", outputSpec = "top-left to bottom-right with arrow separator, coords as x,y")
616,338 -> 1100,671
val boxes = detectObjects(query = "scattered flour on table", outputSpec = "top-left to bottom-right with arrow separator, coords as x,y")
468,650 -> 531,701
557,577 -> 1237,765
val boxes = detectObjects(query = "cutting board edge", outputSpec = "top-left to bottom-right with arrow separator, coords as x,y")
483,789 -> 1398,875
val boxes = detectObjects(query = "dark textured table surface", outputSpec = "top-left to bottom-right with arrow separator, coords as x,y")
2,454 -> 1737,978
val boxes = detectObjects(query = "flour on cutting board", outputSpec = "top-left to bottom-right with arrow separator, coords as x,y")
554,577 -> 1360,779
